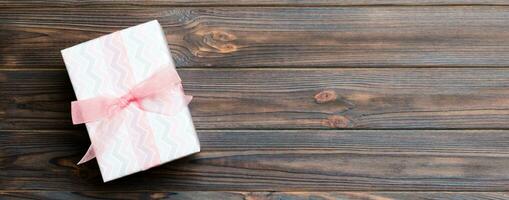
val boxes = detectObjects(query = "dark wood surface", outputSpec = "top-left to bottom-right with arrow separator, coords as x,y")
5,6 -> 509,69
4,129 -> 509,191
3,69 -> 509,130
3,1 -> 509,199
2,192 -> 509,200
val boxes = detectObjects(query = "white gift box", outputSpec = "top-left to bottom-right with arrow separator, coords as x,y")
61,20 -> 200,182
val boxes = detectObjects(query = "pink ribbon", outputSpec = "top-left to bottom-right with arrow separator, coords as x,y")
72,67 -> 192,165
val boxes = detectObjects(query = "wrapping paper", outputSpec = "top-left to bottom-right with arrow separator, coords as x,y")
61,20 -> 200,182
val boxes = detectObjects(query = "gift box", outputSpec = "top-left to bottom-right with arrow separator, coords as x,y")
61,20 -> 200,182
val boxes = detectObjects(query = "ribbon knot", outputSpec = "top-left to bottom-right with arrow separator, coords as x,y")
119,92 -> 136,108
71,67 -> 192,165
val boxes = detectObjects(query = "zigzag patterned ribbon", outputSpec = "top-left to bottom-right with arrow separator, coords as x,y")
71,67 -> 192,165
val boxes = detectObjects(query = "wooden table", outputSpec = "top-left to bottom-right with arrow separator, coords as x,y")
3,1 -> 509,199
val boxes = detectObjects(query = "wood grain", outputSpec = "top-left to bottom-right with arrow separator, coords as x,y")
2,68 -> 509,130
3,0 -> 509,7
3,1 -> 509,196
2,191 -> 509,200
3,129 -> 509,191
4,7 -> 509,69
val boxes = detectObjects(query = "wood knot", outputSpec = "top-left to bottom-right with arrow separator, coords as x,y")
209,30 -> 237,41
314,90 -> 337,104
150,193 -> 169,199
324,115 -> 352,128
201,30 -> 237,53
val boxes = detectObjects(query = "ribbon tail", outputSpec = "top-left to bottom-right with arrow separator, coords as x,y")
77,145 -> 96,165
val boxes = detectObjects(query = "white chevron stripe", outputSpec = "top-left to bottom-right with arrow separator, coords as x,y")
81,43 -> 102,93
128,27 -> 151,78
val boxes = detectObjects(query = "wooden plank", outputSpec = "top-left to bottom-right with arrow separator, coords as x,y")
4,7 -> 509,69
2,0 -> 509,7
3,129 -> 509,191
2,68 -> 509,130
2,191 -> 509,200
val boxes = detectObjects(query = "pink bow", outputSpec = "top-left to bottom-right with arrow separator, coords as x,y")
72,67 -> 192,164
